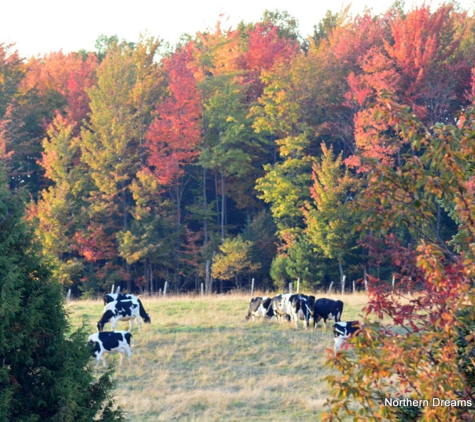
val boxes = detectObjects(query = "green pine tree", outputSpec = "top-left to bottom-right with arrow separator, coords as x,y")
0,168 -> 124,421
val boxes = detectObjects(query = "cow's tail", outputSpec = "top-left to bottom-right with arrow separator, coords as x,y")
337,301 -> 344,322
137,298 -> 151,323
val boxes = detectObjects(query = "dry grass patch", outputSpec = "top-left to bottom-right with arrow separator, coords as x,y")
67,292 -> 367,421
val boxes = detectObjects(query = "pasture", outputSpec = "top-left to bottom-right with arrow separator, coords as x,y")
67,293 -> 368,421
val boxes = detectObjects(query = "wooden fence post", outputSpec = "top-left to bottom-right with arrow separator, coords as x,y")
66,289 -> 71,302
327,281 -> 334,295
341,275 -> 346,295
251,278 -> 254,297
364,270 -> 368,293
353,280 -> 356,294
297,277 -> 300,294
289,282 -> 293,294
205,259 -> 210,294
392,274 -> 395,293
201,283 -> 204,297
116,286 -> 121,295
163,281 -> 168,297
111,285 -> 115,294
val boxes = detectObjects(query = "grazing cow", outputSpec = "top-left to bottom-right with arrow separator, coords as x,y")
268,294 -> 292,322
333,321 -> 361,351
245,296 -> 272,321
88,331 -> 133,367
97,299 -> 151,332
313,298 -> 344,329
103,294 -> 151,327
289,294 -> 312,329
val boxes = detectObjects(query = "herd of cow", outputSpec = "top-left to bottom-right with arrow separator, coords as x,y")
86,292 -> 361,367
245,293 -> 361,351
87,293 -> 151,367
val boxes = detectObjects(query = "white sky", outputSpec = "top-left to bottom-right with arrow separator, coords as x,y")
1,0 -> 474,59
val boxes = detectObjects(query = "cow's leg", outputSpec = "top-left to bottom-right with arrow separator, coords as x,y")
137,317 -> 142,332
127,348 -> 132,365
101,354 -> 107,368
119,352 -> 124,366
313,316 -> 321,329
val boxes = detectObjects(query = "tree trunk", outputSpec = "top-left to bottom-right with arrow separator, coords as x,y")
221,170 -> 225,241
338,257 -> 344,284
203,166 -> 208,244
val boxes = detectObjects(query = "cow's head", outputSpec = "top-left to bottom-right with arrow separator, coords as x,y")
143,314 -> 151,324
88,340 -> 100,358
97,309 -> 114,332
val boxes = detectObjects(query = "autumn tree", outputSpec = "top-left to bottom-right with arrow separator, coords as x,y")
252,49 -> 321,243
237,20 -> 298,101
212,235 -> 260,289
80,37 -> 162,291
303,143 -> 357,282
143,43 -> 202,287
346,4 -> 472,165
31,113 -> 90,287
7,51 -> 98,196
22,51 -> 98,128
324,94 -> 475,421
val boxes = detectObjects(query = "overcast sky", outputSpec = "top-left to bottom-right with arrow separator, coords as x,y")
1,0 -> 473,58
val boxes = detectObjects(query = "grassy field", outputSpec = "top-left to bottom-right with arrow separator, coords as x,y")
67,293 -> 368,421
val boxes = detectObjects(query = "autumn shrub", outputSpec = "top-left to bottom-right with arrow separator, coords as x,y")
323,95 -> 475,421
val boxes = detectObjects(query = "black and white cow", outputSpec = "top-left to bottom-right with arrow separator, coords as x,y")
97,299 -> 151,332
313,298 -> 344,329
267,294 -> 292,322
333,321 -> 361,351
245,296 -> 273,321
88,331 -> 134,367
289,294 -> 312,330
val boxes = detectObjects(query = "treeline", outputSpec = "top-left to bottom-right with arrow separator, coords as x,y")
1,4 -> 475,295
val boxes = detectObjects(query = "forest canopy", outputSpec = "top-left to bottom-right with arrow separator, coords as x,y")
1,3 -> 474,296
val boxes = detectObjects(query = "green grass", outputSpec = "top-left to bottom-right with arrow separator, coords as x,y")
67,293 -> 368,421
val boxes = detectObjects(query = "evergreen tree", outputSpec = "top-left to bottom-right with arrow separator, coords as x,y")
0,168 -> 123,421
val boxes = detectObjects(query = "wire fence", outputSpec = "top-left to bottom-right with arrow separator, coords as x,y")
66,274 -> 422,301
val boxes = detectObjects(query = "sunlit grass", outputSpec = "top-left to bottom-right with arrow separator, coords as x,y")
67,292 -> 368,421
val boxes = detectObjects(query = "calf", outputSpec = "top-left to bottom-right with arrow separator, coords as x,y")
333,321 -> 361,351
88,331 -> 133,367
245,296 -> 272,321
313,298 -> 344,329
97,299 -> 151,332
